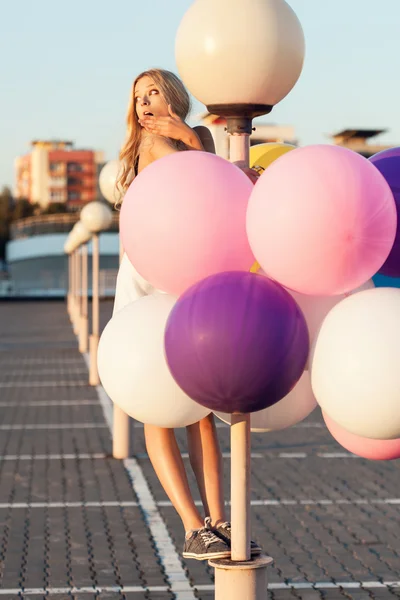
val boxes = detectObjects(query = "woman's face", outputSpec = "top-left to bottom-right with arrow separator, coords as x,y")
134,75 -> 169,122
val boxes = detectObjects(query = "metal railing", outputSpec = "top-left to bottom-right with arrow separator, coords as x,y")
10,212 -> 119,240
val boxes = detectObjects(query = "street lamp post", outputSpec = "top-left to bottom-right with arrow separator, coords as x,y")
79,242 -> 89,353
99,160 -> 131,459
175,0 -> 305,597
80,201 -> 113,386
73,247 -> 81,335
72,221 -> 92,354
64,238 -> 74,320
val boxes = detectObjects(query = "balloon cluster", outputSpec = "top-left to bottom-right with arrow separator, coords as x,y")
98,142 -> 400,460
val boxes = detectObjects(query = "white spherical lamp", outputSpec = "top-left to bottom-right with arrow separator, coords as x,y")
80,201 -> 113,234
64,236 -> 74,254
73,221 -> 91,246
175,0 -> 305,115
66,228 -> 82,253
99,160 -> 122,205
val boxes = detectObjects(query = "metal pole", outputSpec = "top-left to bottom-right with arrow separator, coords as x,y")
231,413 -> 251,561
70,251 -> 75,323
113,405 -> 131,458
209,128 -> 273,599
79,243 -> 89,353
112,218 -> 131,458
89,233 -> 100,385
229,133 -> 250,169
73,249 -> 80,335
229,132 -> 251,563
67,253 -> 72,318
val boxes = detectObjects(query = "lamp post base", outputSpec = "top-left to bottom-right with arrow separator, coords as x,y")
89,334 -> 100,386
209,555 -> 273,600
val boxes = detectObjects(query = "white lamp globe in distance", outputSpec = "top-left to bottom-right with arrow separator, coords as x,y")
80,201 -> 113,234
99,160 -> 122,205
73,221 -> 92,245
175,0 -> 305,110
66,226 -> 83,253
64,236 -> 75,254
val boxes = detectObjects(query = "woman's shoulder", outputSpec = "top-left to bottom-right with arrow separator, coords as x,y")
139,134 -> 177,167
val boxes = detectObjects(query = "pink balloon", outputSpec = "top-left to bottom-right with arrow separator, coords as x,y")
120,151 -> 255,296
247,145 -> 397,296
323,412 -> 400,460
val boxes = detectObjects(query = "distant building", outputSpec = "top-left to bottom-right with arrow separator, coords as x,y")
200,113 -> 297,159
331,129 -> 392,158
14,140 -> 105,211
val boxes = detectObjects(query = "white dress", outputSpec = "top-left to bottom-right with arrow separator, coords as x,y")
112,253 -> 160,317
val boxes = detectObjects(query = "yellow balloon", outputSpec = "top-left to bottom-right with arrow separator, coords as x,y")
250,261 -> 261,273
250,142 -> 296,173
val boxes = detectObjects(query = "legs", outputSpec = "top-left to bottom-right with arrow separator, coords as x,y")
186,413 -> 227,526
144,414 -> 226,529
144,424 -> 203,532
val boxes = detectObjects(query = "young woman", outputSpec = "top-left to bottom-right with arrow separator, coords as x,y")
115,68 -> 261,560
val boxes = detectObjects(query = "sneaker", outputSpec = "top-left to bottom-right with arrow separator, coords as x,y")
214,521 -> 262,556
183,519 -> 231,561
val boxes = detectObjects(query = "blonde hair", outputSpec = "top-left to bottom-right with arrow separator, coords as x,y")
116,69 -> 191,205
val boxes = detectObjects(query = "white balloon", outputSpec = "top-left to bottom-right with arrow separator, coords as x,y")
289,279 -> 375,367
175,0 -> 305,107
215,371 -> 316,432
98,294 -> 210,428
99,160 -> 122,205
257,268 -> 375,368
311,287 -> 400,440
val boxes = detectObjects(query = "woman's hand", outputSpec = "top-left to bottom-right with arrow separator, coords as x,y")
139,104 -> 192,142
240,167 -> 260,185
232,161 -> 261,185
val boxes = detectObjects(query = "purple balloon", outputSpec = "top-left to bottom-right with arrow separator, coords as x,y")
164,271 -> 309,414
370,147 -> 400,277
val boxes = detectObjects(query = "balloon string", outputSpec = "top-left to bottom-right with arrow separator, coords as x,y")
250,261 -> 261,273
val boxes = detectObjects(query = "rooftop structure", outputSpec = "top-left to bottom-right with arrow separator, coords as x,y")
331,128 -> 392,158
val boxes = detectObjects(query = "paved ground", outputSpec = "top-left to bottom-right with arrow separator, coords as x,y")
0,299 -> 399,599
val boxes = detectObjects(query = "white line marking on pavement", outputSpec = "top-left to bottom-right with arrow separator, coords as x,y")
87,353 -> 197,600
0,400 -> 99,407
0,501 -> 139,509
278,452 -> 308,458
137,452 -> 264,459
0,581 -> 398,595
317,452 -> 358,458
0,381 -> 87,388
0,453 -> 107,461
0,424 -> 107,430
2,497 -> 399,510
0,358 -> 82,364
1,369 -> 89,376
248,498 -> 400,506
271,582 -> 400,590
292,422 -> 324,428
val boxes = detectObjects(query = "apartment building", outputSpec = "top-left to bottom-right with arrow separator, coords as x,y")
14,140 -> 105,210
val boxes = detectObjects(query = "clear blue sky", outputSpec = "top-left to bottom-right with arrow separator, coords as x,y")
1,0 -> 399,189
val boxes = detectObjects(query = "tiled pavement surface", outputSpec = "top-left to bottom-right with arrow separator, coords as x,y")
0,300 -> 399,599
